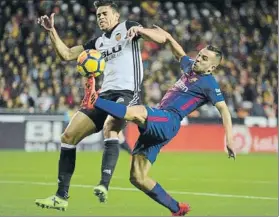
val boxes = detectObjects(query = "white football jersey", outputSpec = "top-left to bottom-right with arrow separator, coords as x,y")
83,20 -> 143,95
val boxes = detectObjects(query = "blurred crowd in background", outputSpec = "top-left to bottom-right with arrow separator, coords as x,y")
0,0 -> 277,118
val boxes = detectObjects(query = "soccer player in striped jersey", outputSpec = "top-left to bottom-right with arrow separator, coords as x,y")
35,0 -> 167,210
82,25 -> 236,215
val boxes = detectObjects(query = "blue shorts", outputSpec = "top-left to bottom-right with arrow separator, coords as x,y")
132,106 -> 181,164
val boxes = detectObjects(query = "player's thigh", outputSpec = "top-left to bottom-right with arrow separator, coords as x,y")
79,107 -> 108,132
62,111 -> 97,145
103,115 -> 126,135
138,107 -> 180,143
132,140 -> 168,164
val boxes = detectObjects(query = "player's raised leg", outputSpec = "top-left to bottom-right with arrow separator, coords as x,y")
130,154 -> 190,216
35,111 -> 97,211
93,97 -> 148,127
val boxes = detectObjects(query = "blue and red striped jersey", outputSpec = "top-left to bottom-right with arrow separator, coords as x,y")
158,56 -> 224,120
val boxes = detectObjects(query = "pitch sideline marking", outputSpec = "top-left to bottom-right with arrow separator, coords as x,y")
0,180 -> 277,201
0,174 -> 276,185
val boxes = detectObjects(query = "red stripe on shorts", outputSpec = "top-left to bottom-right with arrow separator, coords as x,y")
147,116 -> 169,122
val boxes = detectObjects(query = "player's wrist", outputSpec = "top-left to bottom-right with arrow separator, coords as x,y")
47,27 -> 56,33
137,26 -> 144,34
165,33 -> 173,41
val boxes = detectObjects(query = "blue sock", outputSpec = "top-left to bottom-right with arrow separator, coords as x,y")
146,183 -> 179,213
95,97 -> 127,119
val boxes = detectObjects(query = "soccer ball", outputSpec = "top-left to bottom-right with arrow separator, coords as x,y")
76,49 -> 106,77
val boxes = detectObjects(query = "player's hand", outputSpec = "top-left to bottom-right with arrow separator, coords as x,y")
127,26 -> 143,41
37,13 -> 55,31
226,145 -> 236,160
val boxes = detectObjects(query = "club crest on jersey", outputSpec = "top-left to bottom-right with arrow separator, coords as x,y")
115,33 -> 121,41
189,77 -> 198,83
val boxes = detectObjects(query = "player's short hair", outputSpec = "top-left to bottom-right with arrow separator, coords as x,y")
94,0 -> 119,13
206,45 -> 223,62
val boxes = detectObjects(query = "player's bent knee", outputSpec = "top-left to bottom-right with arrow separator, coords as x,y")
129,173 -> 145,188
61,132 -> 76,145
126,106 -> 147,125
129,167 -> 146,189
103,116 -> 126,139
103,118 -> 124,138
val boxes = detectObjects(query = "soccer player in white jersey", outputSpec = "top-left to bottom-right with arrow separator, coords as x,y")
35,0 -> 166,210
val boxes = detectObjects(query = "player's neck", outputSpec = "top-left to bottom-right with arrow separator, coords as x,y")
204,71 -> 211,75
106,22 -> 120,32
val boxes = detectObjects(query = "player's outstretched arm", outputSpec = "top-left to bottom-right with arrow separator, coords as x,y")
215,101 -> 236,160
127,26 -> 167,44
37,13 -> 84,61
153,25 -> 186,61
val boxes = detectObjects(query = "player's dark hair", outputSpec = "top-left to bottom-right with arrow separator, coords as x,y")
206,45 -> 223,62
94,0 -> 119,13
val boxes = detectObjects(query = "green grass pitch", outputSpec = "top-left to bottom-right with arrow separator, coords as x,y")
0,151 -> 277,216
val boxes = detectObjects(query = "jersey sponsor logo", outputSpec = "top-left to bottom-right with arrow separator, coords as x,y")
189,77 -> 198,83
174,79 -> 188,92
101,45 -> 123,61
215,88 -> 222,96
215,88 -> 221,93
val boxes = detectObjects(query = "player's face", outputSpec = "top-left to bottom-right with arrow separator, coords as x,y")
192,48 -> 219,73
96,6 -> 120,32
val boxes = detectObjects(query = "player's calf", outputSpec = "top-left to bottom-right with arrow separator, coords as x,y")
57,111 -> 97,200
130,155 -> 190,215
129,154 -> 154,192
129,173 -> 146,191
98,117 -> 123,193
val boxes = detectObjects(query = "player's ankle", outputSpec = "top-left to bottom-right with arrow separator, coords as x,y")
56,192 -> 69,200
99,182 -> 109,190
